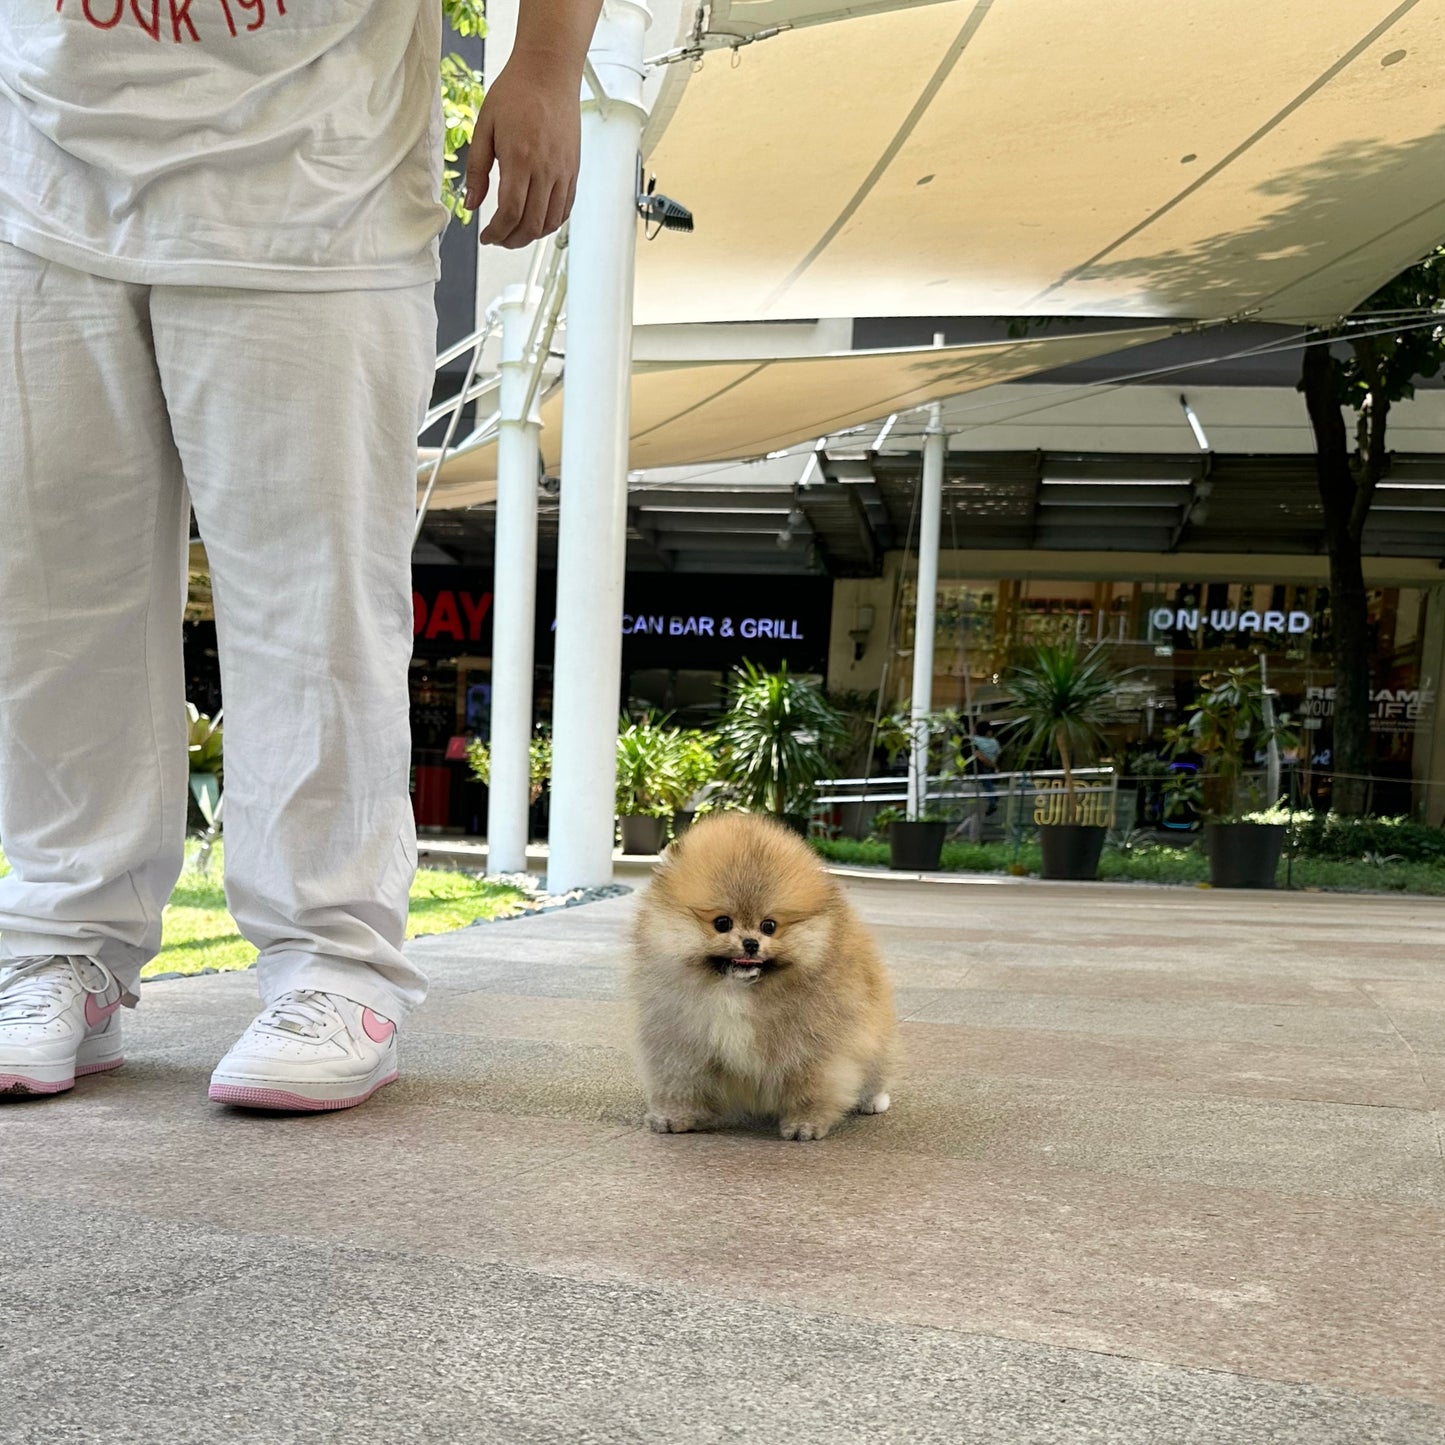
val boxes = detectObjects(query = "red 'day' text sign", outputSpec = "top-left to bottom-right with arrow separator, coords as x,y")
413,590 -> 492,643
58,0 -> 289,42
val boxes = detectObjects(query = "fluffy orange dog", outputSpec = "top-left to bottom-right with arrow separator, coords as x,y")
627,813 -> 898,1141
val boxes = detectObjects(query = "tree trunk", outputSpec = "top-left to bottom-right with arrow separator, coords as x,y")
1300,336 -> 1372,816
1327,544 -> 1372,815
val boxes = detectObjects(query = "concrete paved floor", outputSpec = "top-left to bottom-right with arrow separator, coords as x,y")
2,873 -> 1443,1443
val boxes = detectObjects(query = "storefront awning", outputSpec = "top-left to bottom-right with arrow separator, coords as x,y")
417,324 -> 1171,508
636,0 -> 1445,326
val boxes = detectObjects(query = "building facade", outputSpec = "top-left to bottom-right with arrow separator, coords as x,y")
830,552 -> 1445,821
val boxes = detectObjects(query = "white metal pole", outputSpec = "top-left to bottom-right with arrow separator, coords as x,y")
909,395 -> 945,820
546,0 -> 649,893
1258,650 -> 1281,806
487,283 -> 544,875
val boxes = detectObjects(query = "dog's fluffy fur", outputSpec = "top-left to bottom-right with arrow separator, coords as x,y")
627,813 -> 898,1141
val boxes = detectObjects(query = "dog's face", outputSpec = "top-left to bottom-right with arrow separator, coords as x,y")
691,904 -> 788,984
646,816 -> 840,987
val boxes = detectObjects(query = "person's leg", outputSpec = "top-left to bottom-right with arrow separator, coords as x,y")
0,242 -> 190,1002
149,281 -> 435,1029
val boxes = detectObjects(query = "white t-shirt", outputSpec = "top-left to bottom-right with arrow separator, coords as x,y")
0,0 -> 448,290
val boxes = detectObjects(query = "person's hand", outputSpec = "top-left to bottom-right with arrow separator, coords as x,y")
466,54 -> 582,249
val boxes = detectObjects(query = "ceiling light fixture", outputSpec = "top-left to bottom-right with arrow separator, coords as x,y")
1180,394 -> 1211,452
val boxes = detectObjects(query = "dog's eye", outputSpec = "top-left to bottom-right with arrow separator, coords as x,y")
712,915 -> 733,933
760,918 -> 777,936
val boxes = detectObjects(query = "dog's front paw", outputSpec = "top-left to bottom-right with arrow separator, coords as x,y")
855,1091 -> 891,1115
779,1118 -> 832,1142
646,1110 -> 708,1134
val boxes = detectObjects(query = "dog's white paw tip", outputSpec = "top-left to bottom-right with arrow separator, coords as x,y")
646,1112 -> 699,1134
858,1092 -> 891,1115
780,1121 -> 828,1141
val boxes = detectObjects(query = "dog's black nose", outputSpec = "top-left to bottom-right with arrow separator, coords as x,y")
742,936 -> 760,956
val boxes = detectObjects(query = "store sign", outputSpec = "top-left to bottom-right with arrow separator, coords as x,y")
1300,685 -> 1434,733
409,567 -> 833,669
621,614 -> 807,640
413,588 -> 492,642
1150,606 -> 1313,637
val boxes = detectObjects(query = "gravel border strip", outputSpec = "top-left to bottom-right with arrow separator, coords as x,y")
456,875 -> 633,927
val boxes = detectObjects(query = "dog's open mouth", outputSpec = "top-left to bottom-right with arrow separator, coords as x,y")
707,956 -> 772,983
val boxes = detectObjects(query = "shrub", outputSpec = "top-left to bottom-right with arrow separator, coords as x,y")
467,732 -> 551,804
1288,813 -> 1445,865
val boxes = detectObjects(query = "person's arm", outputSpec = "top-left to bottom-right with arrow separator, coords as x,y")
465,0 -> 606,248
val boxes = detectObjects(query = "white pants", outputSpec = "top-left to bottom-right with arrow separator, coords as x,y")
0,242 -> 434,1019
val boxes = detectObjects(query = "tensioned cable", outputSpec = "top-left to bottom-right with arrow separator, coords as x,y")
872,313 -> 1445,442
614,313 -> 1445,472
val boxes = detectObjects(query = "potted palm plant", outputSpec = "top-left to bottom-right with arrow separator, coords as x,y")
875,709 -> 962,871
615,715 -> 678,854
717,661 -> 846,834
1166,665 -> 1297,888
1003,643 -> 1122,881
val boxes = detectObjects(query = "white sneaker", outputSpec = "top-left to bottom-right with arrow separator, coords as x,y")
0,955 -> 125,1098
208,990 -> 398,1112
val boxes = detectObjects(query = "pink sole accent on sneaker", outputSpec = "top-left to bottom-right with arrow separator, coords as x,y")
207,1072 -> 398,1112
76,1057 -> 125,1077
0,1057 -> 122,1096
0,1073 -> 74,1096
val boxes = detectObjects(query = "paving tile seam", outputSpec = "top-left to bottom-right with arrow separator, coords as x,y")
1350,983 -> 1445,1184
437,1024 -> 1435,1094
0,1252 -> 278,1372
503,1266 -> 1445,1410
369,1245 -> 1445,1413
617,1122 -> 1445,1211
9,1195 -> 1434,1417
476,1125 -> 639,1188
10,1135 -> 1443,1235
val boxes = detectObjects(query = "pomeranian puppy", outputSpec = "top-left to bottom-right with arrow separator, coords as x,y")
627,812 -> 898,1141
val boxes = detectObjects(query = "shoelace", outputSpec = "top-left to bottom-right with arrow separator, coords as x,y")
0,956 -> 109,1022
257,990 -> 341,1038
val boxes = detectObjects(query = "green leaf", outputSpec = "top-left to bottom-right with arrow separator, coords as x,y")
437,9 -> 487,222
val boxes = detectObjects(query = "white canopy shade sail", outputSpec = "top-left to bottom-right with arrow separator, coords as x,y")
417,323 -> 1170,508
637,0 -> 1445,326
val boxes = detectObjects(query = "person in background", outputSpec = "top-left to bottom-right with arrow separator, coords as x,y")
969,718 -> 1002,815
0,0 -> 601,1112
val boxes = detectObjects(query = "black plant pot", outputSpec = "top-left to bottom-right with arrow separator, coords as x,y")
528,789 -> 550,844
888,820 -> 946,872
771,812 -> 811,837
1038,824 -> 1107,881
619,814 -> 668,855
1205,822 -> 1285,888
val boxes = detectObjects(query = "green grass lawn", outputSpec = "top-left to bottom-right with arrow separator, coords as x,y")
0,843 -> 529,977
813,836 -> 1445,895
